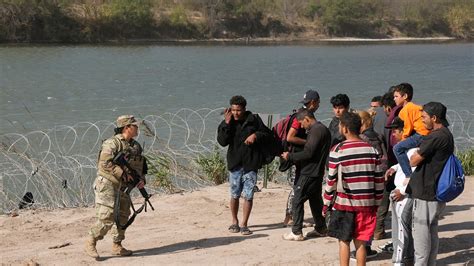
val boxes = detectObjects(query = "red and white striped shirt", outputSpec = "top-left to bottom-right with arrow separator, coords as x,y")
323,140 -> 384,213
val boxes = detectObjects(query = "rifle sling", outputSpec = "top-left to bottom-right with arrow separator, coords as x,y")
114,189 -> 148,231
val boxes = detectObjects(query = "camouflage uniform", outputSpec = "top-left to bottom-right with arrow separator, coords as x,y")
88,116 -> 145,244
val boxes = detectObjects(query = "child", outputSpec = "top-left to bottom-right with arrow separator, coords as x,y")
392,83 -> 430,178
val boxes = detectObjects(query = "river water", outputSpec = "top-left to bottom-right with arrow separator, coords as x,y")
0,41 -> 473,210
1,42 -> 473,135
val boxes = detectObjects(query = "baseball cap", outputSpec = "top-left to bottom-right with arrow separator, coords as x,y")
116,115 -> 140,128
385,117 -> 404,129
300,90 -> 320,104
422,102 -> 449,127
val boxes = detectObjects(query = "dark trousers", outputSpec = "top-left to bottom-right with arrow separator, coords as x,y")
375,187 -> 391,234
291,175 -> 326,235
285,165 -> 301,216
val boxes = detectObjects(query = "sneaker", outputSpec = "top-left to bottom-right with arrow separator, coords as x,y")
366,246 -> 378,259
377,241 -> 394,253
282,232 -> 305,241
350,246 -> 378,261
304,227 -> 328,238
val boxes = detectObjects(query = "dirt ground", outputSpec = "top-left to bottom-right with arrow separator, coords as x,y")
1,177 -> 473,265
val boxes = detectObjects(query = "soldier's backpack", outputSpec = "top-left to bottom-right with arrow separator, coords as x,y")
436,154 -> 465,202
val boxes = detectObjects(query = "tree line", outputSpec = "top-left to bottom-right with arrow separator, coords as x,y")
0,0 -> 472,43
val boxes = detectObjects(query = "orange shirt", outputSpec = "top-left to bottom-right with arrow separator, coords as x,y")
399,102 -> 430,139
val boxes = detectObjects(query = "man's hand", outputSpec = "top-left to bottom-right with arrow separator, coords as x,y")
385,168 -> 396,181
244,133 -> 257,145
392,189 -> 404,202
224,108 -> 232,124
322,205 -> 328,218
281,152 -> 289,161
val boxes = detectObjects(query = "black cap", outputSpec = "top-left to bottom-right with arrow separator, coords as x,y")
423,102 -> 449,127
385,117 -> 404,129
300,90 -> 320,104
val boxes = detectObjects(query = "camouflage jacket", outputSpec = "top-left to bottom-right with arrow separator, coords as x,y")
97,134 -> 145,186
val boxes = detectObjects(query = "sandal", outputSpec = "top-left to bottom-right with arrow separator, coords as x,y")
240,226 -> 253,235
228,224 -> 240,233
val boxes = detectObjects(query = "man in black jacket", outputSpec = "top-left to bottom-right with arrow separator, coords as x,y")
328,94 -> 351,148
217,95 -> 270,236
281,109 -> 331,241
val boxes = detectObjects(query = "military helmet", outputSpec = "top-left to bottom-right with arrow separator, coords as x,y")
116,115 -> 140,128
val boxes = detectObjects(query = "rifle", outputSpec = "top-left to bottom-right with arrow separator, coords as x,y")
112,151 -> 154,230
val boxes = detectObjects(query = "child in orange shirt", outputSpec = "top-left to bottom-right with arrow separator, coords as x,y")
392,83 -> 430,178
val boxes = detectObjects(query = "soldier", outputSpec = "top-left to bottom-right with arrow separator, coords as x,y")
85,115 -> 146,259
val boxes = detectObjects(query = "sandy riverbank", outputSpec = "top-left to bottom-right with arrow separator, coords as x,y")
1,177 -> 473,265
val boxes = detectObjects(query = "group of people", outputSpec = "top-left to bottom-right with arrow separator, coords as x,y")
217,83 -> 454,266
82,83 -> 453,265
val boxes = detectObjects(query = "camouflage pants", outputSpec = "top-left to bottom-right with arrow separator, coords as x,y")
89,176 -> 131,243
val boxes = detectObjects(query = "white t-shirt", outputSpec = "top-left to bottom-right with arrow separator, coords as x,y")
391,148 -> 418,195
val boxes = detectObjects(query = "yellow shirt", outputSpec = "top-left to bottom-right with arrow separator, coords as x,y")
399,102 -> 430,140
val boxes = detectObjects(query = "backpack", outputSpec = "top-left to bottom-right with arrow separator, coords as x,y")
272,111 -> 305,172
253,114 -> 279,167
272,112 -> 299,153
436,154 -> 465,202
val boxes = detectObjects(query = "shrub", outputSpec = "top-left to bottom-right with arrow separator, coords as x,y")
169,5 -> 188,27
318,0 -> 383,37
102,0 -> 154,39
195,149 -> 227,185
0,0 -> 81,42
304,1 -> 323,21
445,1 -> 474,39
146,153 -> 175,193
457,148 -> 474,176
398,0 -> 450,37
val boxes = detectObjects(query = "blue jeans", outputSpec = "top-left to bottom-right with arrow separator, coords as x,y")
393,133 -> 423,177
229,168 -> 257,200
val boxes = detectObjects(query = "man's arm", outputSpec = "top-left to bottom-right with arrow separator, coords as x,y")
217,120 -> 233,147
287,127 -> 306,145
288,129 -> 319,162
374,157 -> 385,206
409,150 -> 424,167
322,150 -> 339,215
99,138 -> 124,180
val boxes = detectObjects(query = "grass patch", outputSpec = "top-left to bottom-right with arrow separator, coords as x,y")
457,148 -> 474,176
194,148 -> 227,185
146,152 -> 175,193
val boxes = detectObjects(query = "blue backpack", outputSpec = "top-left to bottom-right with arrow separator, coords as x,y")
436,154 -> 465,202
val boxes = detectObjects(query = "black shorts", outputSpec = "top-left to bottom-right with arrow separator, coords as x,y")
327,210 -> 355,242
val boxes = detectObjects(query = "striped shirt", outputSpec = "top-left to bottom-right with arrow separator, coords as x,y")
323,140 -> 384,213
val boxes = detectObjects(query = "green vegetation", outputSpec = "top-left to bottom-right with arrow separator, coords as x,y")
0,0 -> 473,42
194,148 -> 227,185
457,148 -> 474,176
146,152 -> 175,192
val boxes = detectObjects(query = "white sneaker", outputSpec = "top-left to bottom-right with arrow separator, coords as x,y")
282,232 -> 305,241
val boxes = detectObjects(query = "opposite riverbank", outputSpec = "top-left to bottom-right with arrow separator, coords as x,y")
1,0 -> 472,43
1,177 -> 473,265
